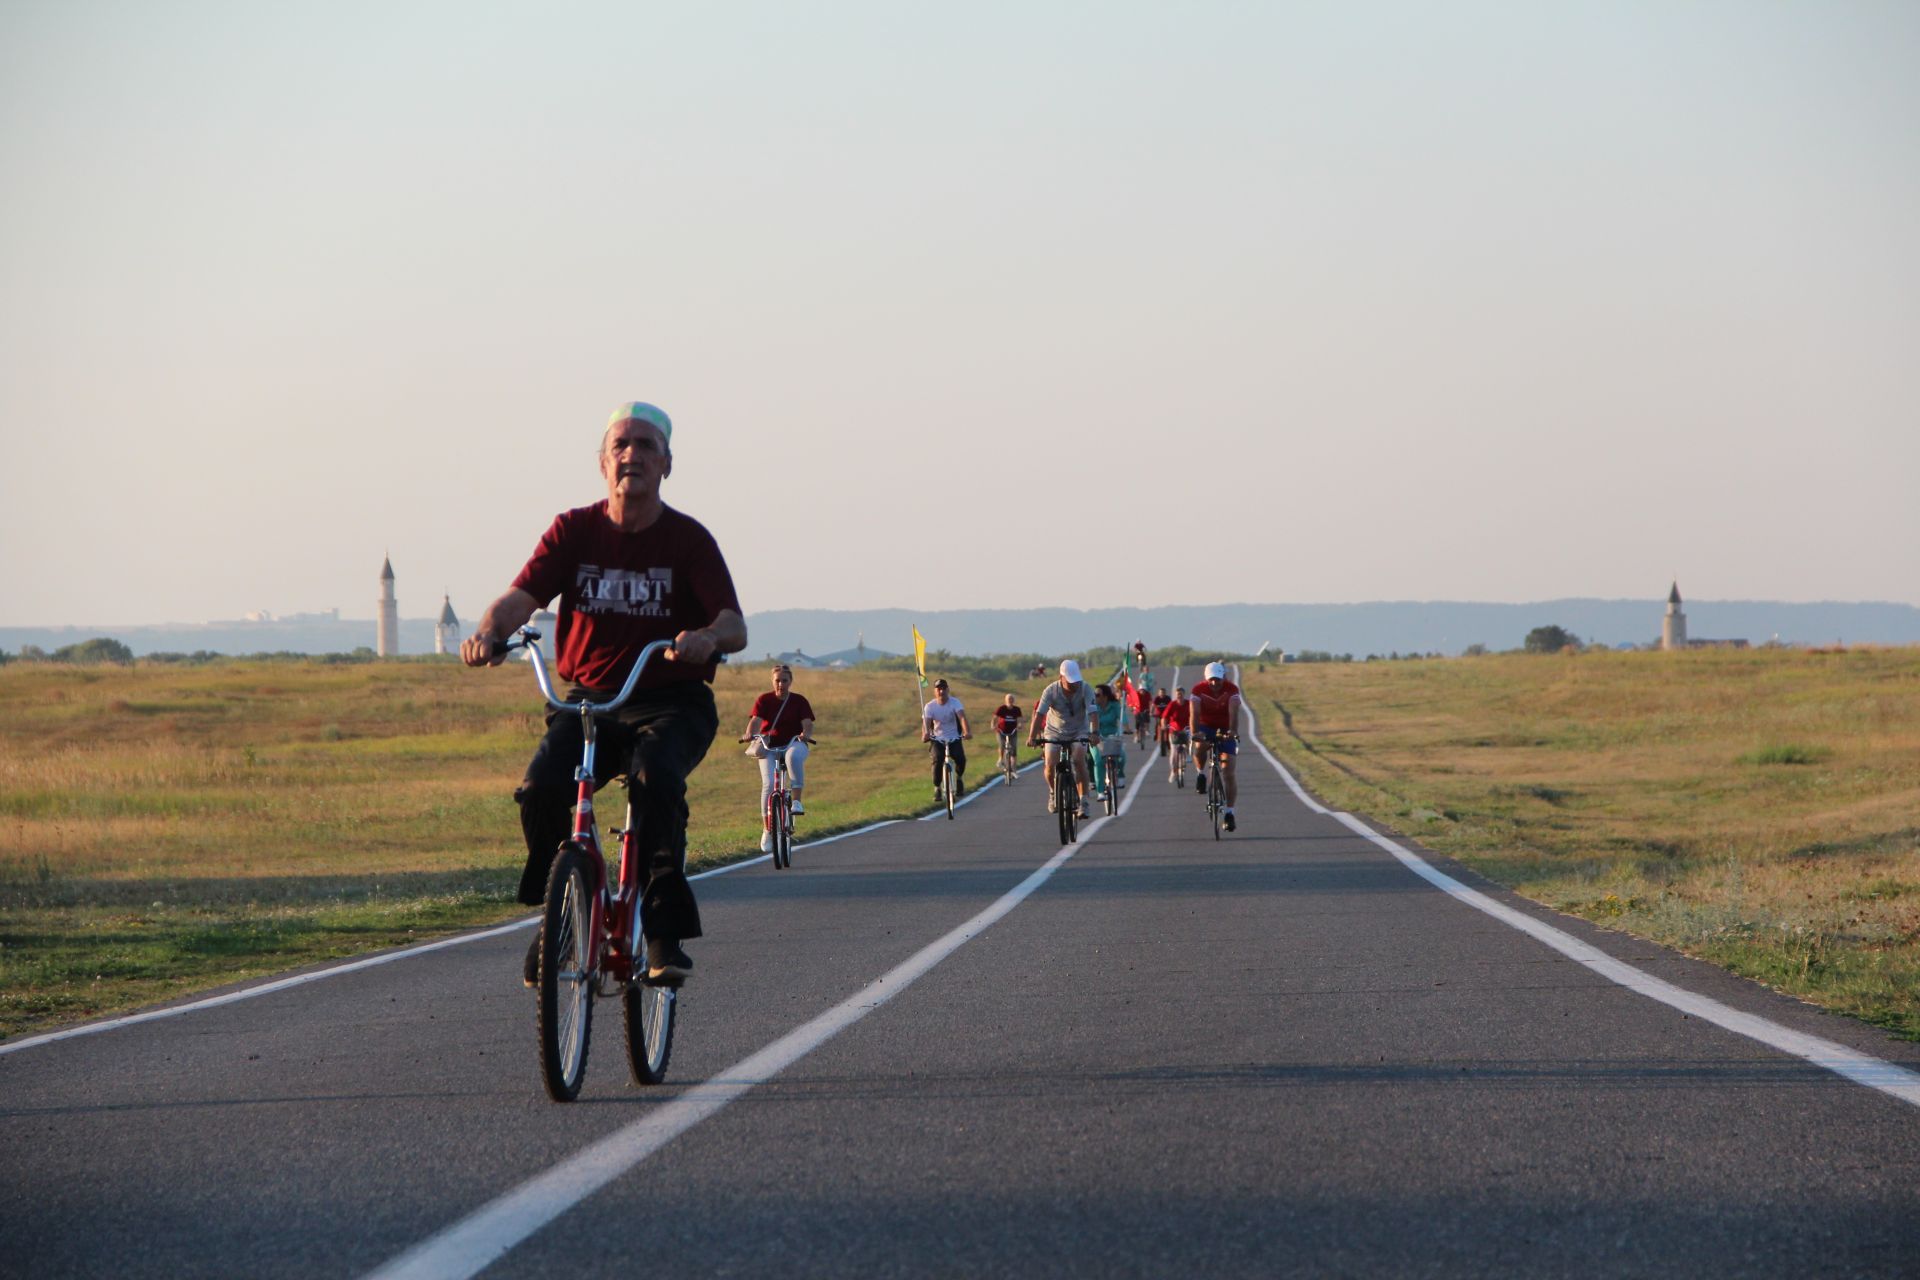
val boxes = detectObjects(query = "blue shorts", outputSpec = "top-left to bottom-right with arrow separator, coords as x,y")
1194,727 -> 1237,756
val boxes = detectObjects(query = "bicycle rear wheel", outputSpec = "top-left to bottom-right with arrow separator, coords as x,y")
537,844 -> 596,1103
623,975 -> 675,1085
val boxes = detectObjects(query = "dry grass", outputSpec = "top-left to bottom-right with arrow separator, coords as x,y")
1239,647 -> 1920,1038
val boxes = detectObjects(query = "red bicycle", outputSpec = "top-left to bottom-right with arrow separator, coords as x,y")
509,627 -> 689,1101
741,733 -> 813,870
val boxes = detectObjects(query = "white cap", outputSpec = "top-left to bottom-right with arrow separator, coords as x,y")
1205,661 -> 1227,679
1059,659 -> 1082,683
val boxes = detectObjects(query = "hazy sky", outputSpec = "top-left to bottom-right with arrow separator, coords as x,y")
3,1 -> 1915,627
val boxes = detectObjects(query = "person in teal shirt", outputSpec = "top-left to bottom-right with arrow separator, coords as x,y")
1091,683 -> 1127,794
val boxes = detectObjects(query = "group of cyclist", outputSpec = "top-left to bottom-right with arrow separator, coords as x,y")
921,643 -> 1244,830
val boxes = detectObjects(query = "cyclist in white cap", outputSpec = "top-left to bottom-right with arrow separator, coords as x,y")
464,401 -> 747,985
1190,660 -> 1244,830
1027,659 -> 1097,818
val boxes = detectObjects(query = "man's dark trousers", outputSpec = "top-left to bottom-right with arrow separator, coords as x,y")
514,681 -> 717,943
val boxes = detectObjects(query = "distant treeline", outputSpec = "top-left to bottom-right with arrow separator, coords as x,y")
2,640 -> 449,667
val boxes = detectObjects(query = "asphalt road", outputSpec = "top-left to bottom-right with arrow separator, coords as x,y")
4,667 -> 1918,1278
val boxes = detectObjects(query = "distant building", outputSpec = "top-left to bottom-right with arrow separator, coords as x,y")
1661,581 -> 1688,651
377,556 -> 399,657
1658,582 -> 1748,651
435,595 -> 460,655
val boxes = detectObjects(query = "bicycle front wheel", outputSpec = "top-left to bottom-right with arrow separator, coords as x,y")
537,845 -> 596,1102
623,977 -> 675,1085
1210,770 -> 1223,841
945,759 -> 956,819
776,792 -> 793,869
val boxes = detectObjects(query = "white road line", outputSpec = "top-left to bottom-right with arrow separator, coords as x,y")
1240,677 -> 1920,1111
363,761 -> 1149,1280
0,818 -> 904,1058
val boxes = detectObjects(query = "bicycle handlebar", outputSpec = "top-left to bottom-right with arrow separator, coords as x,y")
505,627 -> 724,718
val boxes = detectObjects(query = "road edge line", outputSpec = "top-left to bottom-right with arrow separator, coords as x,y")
1238,667 -> 1920,1111
0,817 -> 906,1057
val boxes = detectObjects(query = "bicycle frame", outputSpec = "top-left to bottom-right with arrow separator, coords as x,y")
516,628 -> 676,988
752,736 -> 796,867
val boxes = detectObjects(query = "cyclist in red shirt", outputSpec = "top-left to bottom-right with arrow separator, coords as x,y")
1190,661 -> 1244,830
991,694 -> 1024,782
464,401 -> 746,986
742,663 -> 816,851
1161,686 -> 1192,785
1150,687 -> 1172,757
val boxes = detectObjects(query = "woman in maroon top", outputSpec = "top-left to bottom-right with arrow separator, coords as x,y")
742,664 -> 816,850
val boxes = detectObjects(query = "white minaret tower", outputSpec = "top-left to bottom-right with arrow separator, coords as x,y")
377,555 -> 399,657
1661,580 -> 1688,652
435,594 -> 460,656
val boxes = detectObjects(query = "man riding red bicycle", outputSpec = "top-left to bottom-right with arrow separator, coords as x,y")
464,401 -> 746,988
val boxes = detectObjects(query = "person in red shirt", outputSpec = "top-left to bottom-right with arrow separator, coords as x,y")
1126,678 -> 1153,748
464,401 -> 747,986
1151,688 -> 1173,757
1189,661 -> 1244,830
991,694 -> 1024,782
1161,686 -> 1192,785
742,663 -> 816,850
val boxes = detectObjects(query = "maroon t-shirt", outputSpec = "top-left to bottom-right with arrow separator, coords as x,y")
749,691 -> 816,747
991,705 -> 1023,735
511,502 -> 741,692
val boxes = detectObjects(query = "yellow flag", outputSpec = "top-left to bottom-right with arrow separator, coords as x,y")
911,625 -> 928,689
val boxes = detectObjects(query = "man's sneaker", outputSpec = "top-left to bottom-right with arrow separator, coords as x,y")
1223,810 -> 1237,833
790,800 -> 805,816
761,831 -> 774,854
523,936 -> 540,989
646,939 -> 692,983
933,788 -> 944,802
1047,794 -> 1058,813
1076,801 -> 1089,819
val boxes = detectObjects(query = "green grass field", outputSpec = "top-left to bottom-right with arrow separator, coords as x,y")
0,656 -> 1053,1040
1238,646 -> 1920,1040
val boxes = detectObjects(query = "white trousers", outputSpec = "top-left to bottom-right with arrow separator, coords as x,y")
758,739 -> 809,802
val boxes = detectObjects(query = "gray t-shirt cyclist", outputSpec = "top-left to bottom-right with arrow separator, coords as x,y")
1034,682 -> 1094,741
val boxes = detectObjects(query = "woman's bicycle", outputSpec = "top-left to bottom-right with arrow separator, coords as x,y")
743,733 -> 812,869
1100,742 -> 1126,815
507,627 -> 689,1102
